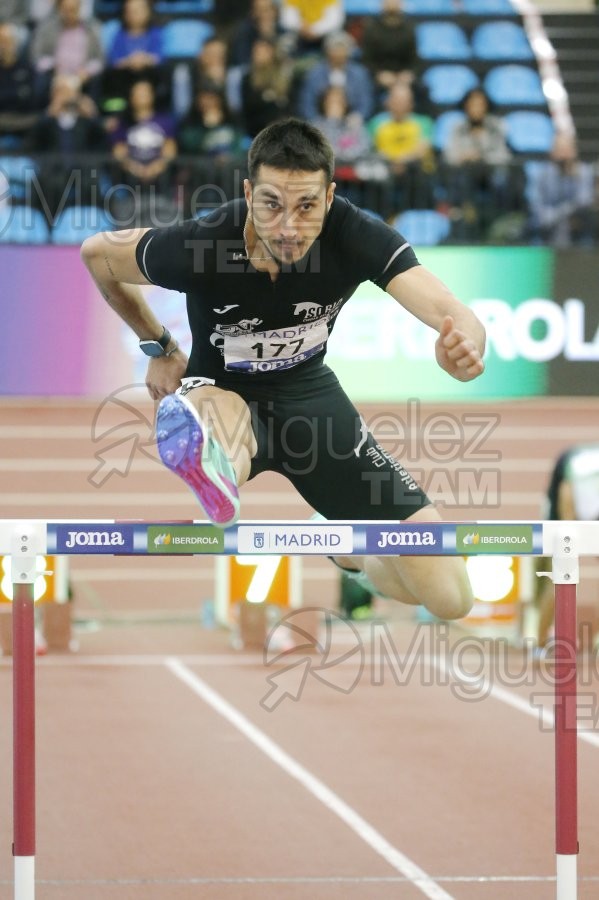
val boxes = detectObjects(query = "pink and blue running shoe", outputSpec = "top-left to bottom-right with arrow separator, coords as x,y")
156,393 -> 240,527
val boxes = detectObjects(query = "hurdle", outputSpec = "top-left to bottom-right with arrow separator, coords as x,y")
1,518 -> 597,900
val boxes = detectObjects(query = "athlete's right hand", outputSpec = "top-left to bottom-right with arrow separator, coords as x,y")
145,348 -> 188,401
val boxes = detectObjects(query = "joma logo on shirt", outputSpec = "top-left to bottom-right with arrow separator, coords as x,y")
293,302 -> 323,320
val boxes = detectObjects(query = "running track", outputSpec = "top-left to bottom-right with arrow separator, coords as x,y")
0,396 -> 598,898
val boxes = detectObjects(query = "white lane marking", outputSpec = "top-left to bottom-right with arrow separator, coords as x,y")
164,657 -> 455,900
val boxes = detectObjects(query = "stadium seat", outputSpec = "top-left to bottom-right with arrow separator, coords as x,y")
0,206 -> 49,244
505,110 -> 555,153
471,21 -> 533,61
462,0 -> 516,13
393,210 -> 451,246
416,22 -> 472,61
422,65 -> 479,106
343,0 -> 382,12
162,19 -> 214,59
51,207 -> 115,245
155,0 -> 214,13
100,19 -> 120,55
403,0 -> 460,14
0,156 -> 38,202
484,65 -> 545,106
433,110 -> 466,151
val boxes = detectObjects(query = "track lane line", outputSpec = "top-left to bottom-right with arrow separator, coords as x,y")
164,656 -> 455,900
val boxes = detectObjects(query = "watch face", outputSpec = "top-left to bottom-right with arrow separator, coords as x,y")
139,340 -> 165,357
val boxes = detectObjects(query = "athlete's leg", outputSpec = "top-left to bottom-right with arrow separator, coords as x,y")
283,371 -> 473,619
179,384 -> 257,485
156,382 -> 258,526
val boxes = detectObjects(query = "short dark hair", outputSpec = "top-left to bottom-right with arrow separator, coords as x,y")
247,117 -> 335,184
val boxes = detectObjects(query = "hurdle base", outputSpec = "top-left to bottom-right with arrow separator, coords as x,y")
14,855 -> 34,900
556,853 -> 577,900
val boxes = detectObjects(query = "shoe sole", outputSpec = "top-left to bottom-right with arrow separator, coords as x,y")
156,394 -> 239,527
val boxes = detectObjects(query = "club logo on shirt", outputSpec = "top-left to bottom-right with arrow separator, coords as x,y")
293,301 -> 323,320
213,318 -> 263,337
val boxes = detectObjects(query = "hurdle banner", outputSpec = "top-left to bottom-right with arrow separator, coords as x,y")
2,520 -> 598,900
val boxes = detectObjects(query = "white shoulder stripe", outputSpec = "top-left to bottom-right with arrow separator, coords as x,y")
382,242 -> 410,274
140,233 -> 156,283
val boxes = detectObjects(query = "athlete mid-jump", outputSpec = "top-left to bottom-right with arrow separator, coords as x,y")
82,118 -> 486,620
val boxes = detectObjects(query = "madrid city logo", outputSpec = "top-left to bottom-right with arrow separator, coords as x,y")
253,532 -> 265,549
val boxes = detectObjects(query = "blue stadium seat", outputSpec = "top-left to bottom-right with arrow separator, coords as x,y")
416,22 -> 471,61
403,0 -> 460,14
433,110 -> 466,151
343,0 -> 382,12
484,65 -> 545,106
100,19 -> 120,55
51,207 -> 115,245
155,0 -> 214,13
505,110 -> 555,153
0,206 -> 49,244
162,19 -> 214,59
422,65 -> 479,106
462,0 -> 516,13
0,156 -> 38,202
472,21 -> 533,61
393,210 -> 451,246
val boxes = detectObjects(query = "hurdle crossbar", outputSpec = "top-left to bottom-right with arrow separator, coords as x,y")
3,518 -> 597,900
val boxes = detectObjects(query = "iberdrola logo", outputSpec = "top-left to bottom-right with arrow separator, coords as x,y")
462,532 -> 480,545
154,533 -> 172,546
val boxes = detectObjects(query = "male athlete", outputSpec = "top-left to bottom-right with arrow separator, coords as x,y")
82,118 -> 486,620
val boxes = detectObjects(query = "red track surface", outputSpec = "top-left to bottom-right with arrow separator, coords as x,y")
0,397 -> 598,899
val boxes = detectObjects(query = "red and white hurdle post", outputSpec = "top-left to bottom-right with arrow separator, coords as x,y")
547,526 -> 580,900
11,526 -> 38,900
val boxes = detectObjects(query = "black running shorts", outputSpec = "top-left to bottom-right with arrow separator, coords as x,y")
179,364 -> 431,521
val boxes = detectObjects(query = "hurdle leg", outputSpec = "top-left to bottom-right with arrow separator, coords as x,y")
12,578 -> 36,900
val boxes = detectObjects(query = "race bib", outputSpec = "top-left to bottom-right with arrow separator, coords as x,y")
223,319 -> 329,373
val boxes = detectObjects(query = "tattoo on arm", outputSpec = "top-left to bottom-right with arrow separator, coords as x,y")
104,256 -> 116,278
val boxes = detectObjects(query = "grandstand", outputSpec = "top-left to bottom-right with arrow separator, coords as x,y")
0,0 -> 597,246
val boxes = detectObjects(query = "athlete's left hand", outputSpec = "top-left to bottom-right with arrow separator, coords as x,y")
145,348 -> 189,400
435,316 -> 485,382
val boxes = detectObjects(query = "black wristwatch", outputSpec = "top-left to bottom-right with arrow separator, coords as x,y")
139,326 -> 177,358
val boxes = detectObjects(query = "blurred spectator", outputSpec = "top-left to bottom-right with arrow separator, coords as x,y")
177,85 -> 242,158
240,37 -> 290,137
29,0 -> 94,21
107,0 -> 163,71
442,87 -> 516,240
297,30 -> 374,122
229,0 -> 282,68
103,0 -> 164,108
443,88 -> 510,167
0,0 -> 29,26
361,0 -> 417,94
30,0 -> 104,103
313,85 -> 371,164
112,79 -> 176,191
0,23 -> 39,148
369,80 -> 433,174
368,80 -> 434,213
194,36 -> 228,93
280,0 -> 344,56
525,131 -> 598,247
28,73 -> 107,217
